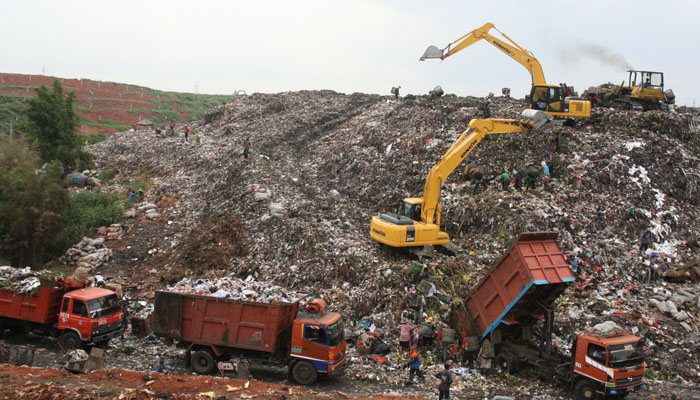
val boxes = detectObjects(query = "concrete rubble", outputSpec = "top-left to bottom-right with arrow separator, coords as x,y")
73,90 -> 700,397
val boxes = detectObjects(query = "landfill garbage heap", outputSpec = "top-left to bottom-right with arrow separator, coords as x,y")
89,90 -> 700,388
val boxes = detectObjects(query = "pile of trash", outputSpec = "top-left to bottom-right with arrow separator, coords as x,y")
0,266 -> 60,294
88,89 -> 700,392
167,275 -> 305,303
59,236 -> 113,271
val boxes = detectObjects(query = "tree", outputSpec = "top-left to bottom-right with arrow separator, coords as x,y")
20,78 -> 93,170
0,137 -> 68,267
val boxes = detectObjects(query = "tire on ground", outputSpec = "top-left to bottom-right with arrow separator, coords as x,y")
190,349 -> 215,375
494,351 -> 519,374
291,360 -> 318,385
59,331 -> 82,351
574,379 -> 599,400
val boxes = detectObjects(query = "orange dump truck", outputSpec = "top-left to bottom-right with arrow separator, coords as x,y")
152,291 -> 348,385
0,283 -> 124,350
459,232 -> 644,400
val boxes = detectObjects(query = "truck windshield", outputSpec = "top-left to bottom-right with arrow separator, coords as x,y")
87,294 -> 121,319
327,318 -> 345,347
608,341 -> 644,368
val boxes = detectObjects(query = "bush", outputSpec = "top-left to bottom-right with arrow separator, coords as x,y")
51,192 -> 125,253
99,168 -> 119,182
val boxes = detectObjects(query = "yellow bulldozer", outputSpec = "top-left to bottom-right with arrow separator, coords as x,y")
613,70 -> 675,110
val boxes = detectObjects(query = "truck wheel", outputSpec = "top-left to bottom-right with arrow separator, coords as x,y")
191,349 -> 215,375
59,331 -> 81,351
574,379 -> 599,400
494,352 -> 519,374
291,360 -> 318,385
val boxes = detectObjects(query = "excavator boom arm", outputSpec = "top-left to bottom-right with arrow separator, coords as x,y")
421,22 -> 546,85
420,111 -> 550,224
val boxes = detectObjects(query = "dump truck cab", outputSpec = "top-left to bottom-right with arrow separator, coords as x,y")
289,311 -> 347,384
58,287 -> 124,349
573,331 -> 645,398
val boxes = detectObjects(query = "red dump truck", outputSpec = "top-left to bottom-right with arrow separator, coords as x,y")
0,282 -> 124,350
152,291 -> 348,385
457,232 -> 644,400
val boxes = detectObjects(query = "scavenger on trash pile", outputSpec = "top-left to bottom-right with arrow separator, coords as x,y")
435,360 -> 453,400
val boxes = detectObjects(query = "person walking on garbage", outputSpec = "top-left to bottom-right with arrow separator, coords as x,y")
138,189 -> 144,203
404,348 -> 424,385
419,319 -> 435,348
435,360 -> 454,399
640,229 -> 653,256
184,125 -> 190,142
472,170 -> 486,193
399,320 -> 416,350
94,272 -> 106,288
500,171 -> 511,190
513,169 -> 523,191
462,163 -> 473,183
478,338 -> 495,375
120,302 -> 129,339
460,332 -> 478,369
243,135 -> 251,159
526,166 -> 540,189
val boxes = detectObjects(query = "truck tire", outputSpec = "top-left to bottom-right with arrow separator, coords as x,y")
494,352 -> 519,374
59,331 -> 81,351
191,349 -> 215,375
574,379 -> 599,400
291,360 -> 318,385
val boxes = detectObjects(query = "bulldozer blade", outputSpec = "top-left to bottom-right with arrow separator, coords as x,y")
420,45 -> 444,61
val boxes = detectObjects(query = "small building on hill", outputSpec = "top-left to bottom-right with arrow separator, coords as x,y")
134,119 -> 154,130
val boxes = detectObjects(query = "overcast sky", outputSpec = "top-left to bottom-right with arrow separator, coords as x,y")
2,0 -> 698,106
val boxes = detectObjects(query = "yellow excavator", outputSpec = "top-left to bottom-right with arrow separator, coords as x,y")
369,110 -> 551,248
420,22 -> 591,119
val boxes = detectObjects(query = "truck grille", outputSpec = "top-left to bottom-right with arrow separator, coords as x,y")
92,320 -> 122,337
615,374 -> 642,385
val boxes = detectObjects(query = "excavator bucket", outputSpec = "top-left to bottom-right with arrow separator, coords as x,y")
520,109 -> 552,129
420,45 -> 444,61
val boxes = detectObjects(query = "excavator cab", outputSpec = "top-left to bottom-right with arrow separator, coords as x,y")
529,85 -> 589,120
397,200 -> 422,222
529,85 -> 565,113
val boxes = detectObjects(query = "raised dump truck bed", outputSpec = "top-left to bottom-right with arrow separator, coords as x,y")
152,291 -> 299,354
464,232 -> 573,341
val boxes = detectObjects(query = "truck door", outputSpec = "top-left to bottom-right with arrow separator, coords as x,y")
582,342 -> 609,382
302,324 -> 329,366
65,299 -> 92,339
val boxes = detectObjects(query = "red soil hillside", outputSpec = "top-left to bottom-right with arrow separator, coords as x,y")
0,72 -> 233,136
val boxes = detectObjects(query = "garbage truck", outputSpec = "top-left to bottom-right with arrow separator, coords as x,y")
152,291 -> 348,385
0,278 -> 124,351
455,232 -> 645,400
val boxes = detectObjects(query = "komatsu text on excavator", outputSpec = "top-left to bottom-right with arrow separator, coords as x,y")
420,22 -> 591,120
370,110 -> 551,248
